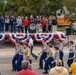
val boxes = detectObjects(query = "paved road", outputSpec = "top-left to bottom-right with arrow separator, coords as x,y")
0,37 -> 75,75
0,54 -> 69,75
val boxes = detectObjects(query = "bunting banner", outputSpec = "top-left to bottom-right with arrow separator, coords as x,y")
7,33 -> 29,43
0,33 -> 67,43
33,33 -> 54,43
0,33 -> 5,42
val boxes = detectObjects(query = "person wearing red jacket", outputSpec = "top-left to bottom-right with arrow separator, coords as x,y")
41,17 -> 47,33
23,16 -> 29,33
16,60 -> 36,75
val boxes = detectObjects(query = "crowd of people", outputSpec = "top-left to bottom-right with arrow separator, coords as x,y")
11,35 -> 76,75
0,15 -> 57,33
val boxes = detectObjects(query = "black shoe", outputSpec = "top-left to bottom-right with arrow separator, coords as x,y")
11,69 -> 16,71
38,67 -> 43,69
43,71 -> 48,74
35,56 -> 38,60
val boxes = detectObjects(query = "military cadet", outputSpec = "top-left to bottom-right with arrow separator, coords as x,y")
23,43 -> 32,64
43,44 -> 54,74
28,35 -> 38,60
10,15 -> 16,33
16,41 -> 24,71
58,40 -> 64,66
0,15 -> 4,32
52,46 -> 60,67
38,38 -> 47,69
67,41 -> 75,67
11,40 -> 19,71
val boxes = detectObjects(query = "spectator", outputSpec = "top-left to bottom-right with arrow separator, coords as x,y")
5,15 -> 10,32
23,16 -> 29,33
41,17 -> 47,32
36,16 -> 41,33
49,59 -> 69,75
16,60 -> 36,75
69,45 -> 76,75
17,16 -> 23,33
10,15 -> 15,33
52,16 -> 57,33
48,16 -> 52,32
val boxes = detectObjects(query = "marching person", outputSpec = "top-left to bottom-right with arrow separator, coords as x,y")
11,40 -> 19,71
67,41 -> 75,67
58,40 -> 64,66
23,43 -> 32,64
52,46 -> 60,67
43,44 -> 54,74
49,59 -> 69,75
15,41 -> 24,71
28,35 -> 38,60
38,38 -> 47,69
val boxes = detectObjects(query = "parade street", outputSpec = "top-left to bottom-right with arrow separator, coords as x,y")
0,44 -> 70,75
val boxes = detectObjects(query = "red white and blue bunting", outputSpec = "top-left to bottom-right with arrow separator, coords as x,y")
0,33 -> 67,43
0,33 -> 5,42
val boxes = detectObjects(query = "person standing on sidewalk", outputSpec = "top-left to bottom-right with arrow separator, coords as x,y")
23,16 -> 29,33
52,17 -> 57,33
28,35 -> 38,60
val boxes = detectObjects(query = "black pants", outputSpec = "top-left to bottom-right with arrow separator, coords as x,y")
48,25 -> 51,32
5,23 -> 9,32
11,24 -> 16,33
29,46 -> 37,59
25,26 -> 28,33
42,26 -> 46,32
18,26 -> 23,33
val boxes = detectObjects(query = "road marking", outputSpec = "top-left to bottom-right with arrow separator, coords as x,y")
0,62 -> 39,67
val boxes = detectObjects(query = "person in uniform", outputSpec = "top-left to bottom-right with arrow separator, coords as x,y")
38,38 -> 47,69
11,40 -> 19,71
23,43 -> 32,64
28,35 -> 38,60
67,41 -> 75,67
15,41 -> 24,71
10,15 -> 15,33
43,44 -> 54,74
58,40 -> 64,66
52,46 -> 60,67
0,15 -> 4,33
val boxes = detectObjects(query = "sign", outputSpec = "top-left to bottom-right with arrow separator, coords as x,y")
29,23 -> 36,33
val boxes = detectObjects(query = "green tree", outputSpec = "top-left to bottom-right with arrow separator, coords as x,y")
63,0 -> 76,22
0,0 -> 5,15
